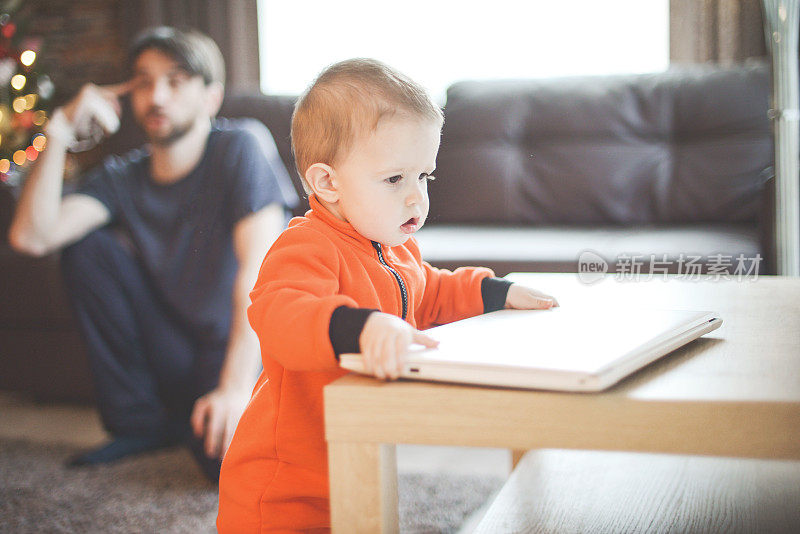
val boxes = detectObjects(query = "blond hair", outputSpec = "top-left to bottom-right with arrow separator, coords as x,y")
291,58 -> 443,192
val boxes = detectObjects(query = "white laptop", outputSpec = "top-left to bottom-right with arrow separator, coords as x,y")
339,308 -> 722,392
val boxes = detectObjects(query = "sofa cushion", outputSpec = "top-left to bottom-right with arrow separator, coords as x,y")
431,61 -> 772,226
415,223 -> 761,277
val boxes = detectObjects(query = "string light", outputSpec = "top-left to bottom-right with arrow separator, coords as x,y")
20,50 -> 35,66
10,74 -> 25,90
0,17 -> 50,175
32,134 -> 46,151
12,96 -> 25,113
12,149 -> 26,166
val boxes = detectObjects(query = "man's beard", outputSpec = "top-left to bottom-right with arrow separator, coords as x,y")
139,109 -> 196,147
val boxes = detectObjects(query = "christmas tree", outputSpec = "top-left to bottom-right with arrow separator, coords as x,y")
0,0 -> 52,184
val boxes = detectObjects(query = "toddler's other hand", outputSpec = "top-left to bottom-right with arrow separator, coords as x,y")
359,312 -> 439,380
505,284 -> 559,310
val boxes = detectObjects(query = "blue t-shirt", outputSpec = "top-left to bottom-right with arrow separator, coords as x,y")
78,118 -> 299,345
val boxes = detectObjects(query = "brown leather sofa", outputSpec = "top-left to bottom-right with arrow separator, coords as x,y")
421,60 -> 773,276
0,60 -> 774,401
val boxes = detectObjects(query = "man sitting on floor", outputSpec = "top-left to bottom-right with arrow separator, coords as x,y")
8,26 -> 298,482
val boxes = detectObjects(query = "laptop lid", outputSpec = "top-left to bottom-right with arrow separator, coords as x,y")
339,308 -> 722,392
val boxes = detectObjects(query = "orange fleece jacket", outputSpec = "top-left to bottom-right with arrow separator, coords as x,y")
217,196 -> 493,533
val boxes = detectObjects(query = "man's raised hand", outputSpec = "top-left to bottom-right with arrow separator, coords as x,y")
53,81 -> 133,147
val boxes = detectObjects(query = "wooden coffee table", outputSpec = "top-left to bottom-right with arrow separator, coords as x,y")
324,273 -> 800,533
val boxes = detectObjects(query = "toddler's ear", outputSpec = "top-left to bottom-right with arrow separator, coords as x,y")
305,163 -> 339,203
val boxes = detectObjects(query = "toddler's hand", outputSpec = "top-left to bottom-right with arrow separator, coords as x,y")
505,284 -> 559,310
359,312 -> 439,380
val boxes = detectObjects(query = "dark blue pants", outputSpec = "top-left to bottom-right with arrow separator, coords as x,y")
60,228 -> 226,442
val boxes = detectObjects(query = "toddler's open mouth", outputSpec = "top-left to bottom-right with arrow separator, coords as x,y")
400,217 -> 420,234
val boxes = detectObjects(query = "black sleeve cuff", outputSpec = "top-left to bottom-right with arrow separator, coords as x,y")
481,277 -> 512,313
329,306 -> 378,359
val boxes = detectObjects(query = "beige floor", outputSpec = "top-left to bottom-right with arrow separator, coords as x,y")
0,391 -> 106,447
0,390 -> 510,533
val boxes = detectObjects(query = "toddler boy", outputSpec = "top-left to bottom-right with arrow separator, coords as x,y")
217,58 -> 558,532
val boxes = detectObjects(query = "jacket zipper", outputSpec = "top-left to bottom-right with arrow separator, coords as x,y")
372,241 -> 408,320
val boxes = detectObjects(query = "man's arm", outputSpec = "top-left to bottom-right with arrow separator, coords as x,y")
190,203 -> 286,459
8,84 -> 130,256
8,111 -> 109,255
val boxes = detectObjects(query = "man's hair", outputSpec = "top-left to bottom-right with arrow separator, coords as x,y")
291,58 -> 443,192
129,26 -> 225,87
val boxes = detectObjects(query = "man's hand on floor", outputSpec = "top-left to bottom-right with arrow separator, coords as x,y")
190,387 -> 251,459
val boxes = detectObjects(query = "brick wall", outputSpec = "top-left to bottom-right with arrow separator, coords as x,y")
31,0 -> 128,107
28,1 -> 130,171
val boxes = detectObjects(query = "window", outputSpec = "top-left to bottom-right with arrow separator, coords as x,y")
258,0 -> 669,103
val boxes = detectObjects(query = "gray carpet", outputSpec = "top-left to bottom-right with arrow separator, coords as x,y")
0,438 -> 503,533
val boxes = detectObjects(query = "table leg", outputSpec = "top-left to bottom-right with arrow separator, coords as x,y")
511,449 -> 527,469
328,441 -> 399,534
